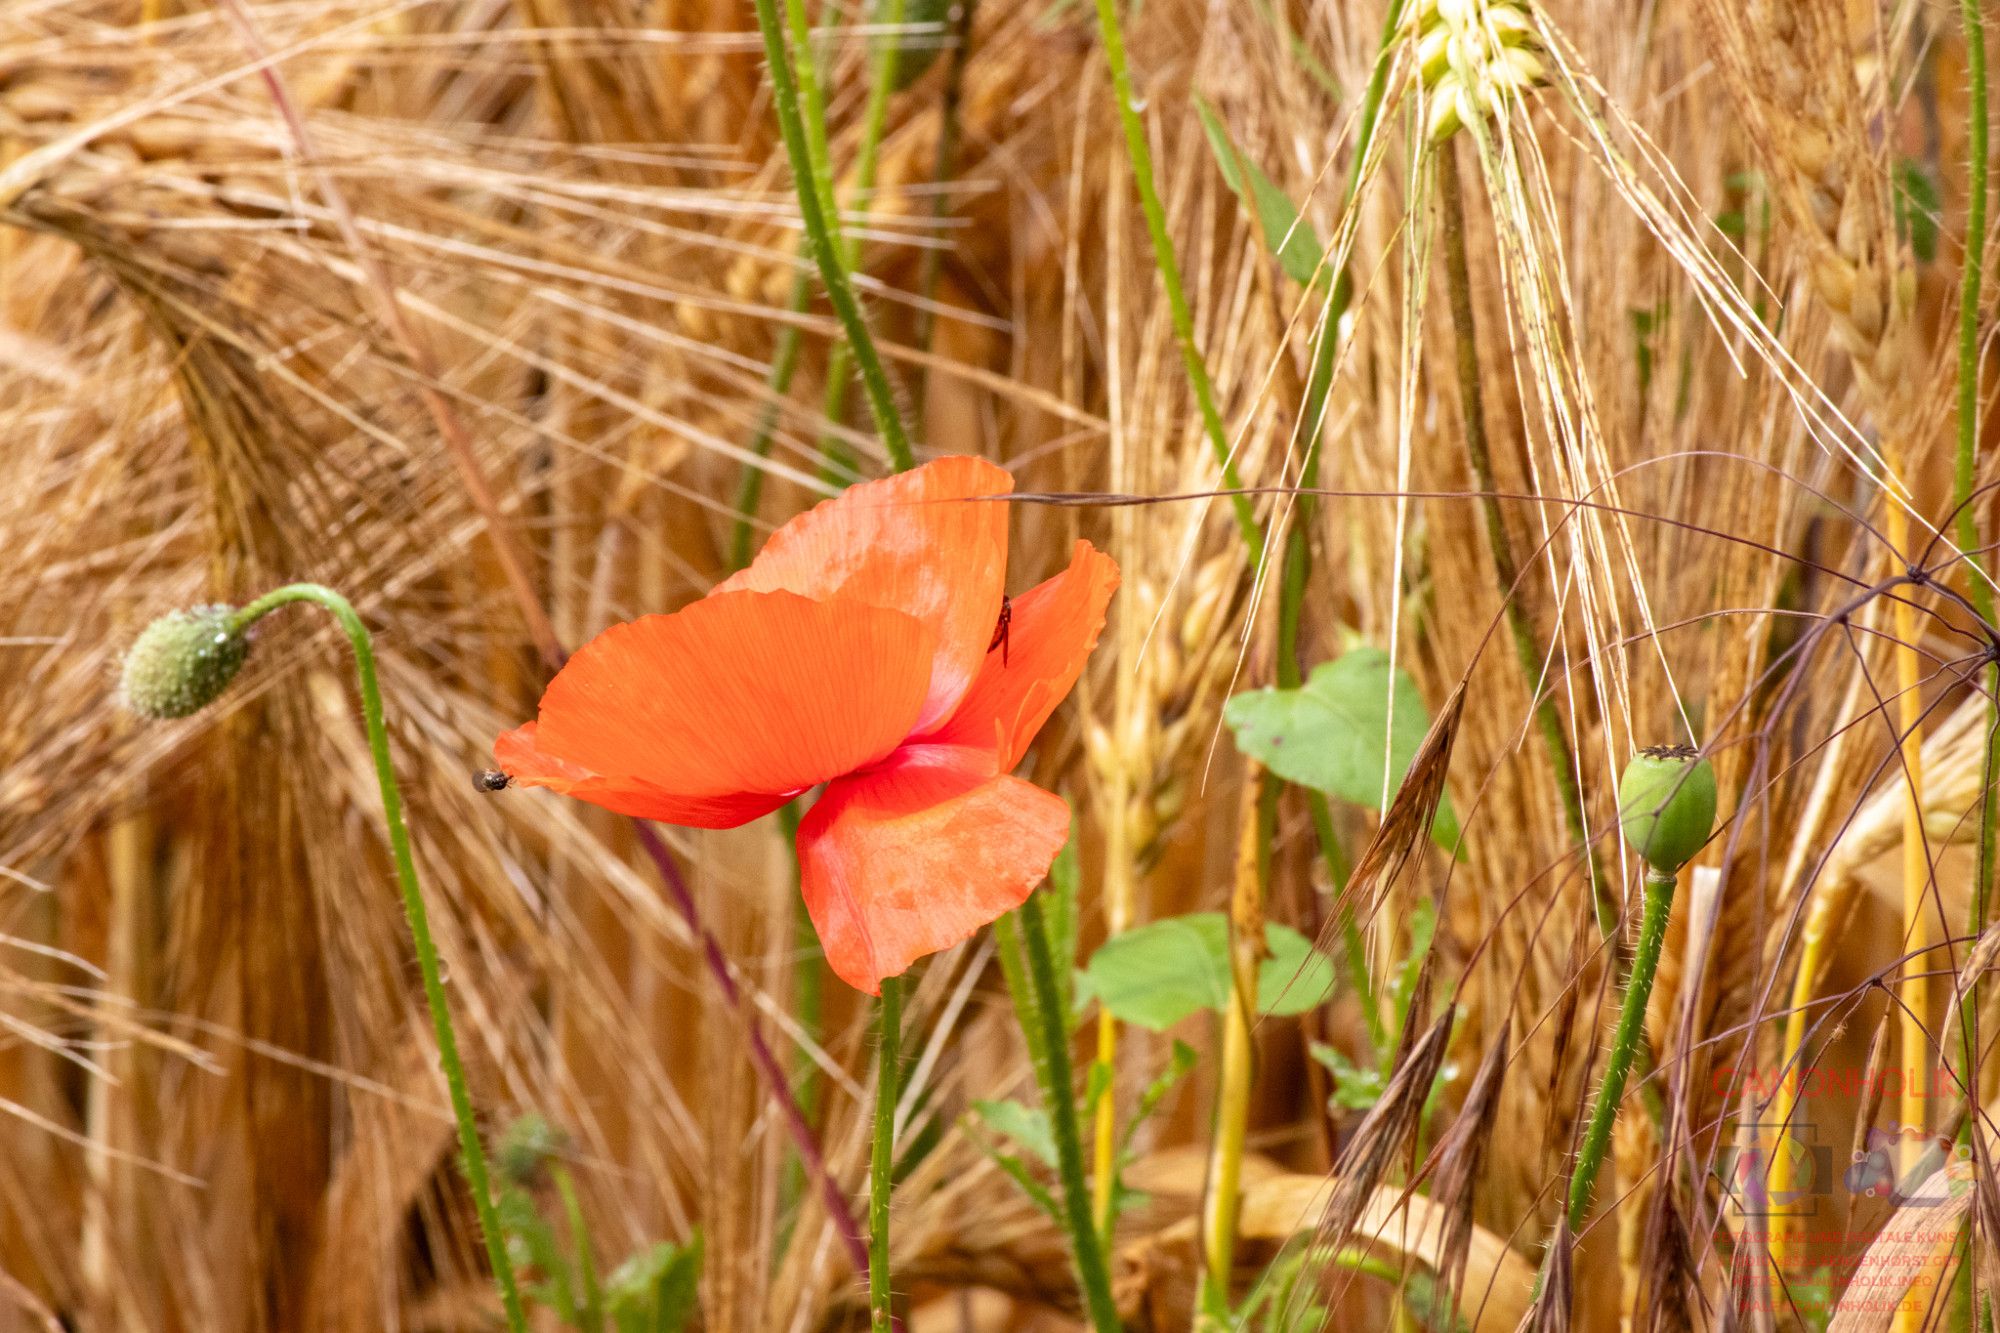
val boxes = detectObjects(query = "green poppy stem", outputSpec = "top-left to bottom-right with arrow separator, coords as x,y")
229,583 -> 526,1333
1565,865 -> 1676,1233
748,0 -> 916,473
1016,894 -> 1123,1332
870,974 -> 902,1333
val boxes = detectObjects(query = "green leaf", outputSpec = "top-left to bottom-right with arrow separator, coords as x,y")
1893,157 -> 1941,264
1310,1040 -> 1388,1110
498,1185 -> 578,1322
1390,897 -> 1437,1034
1223,647 -> 1460,849
969,1098 -> 1057,1168
1193,96 -> 1325,286
1048,821 -> 1080,1021
987,1150 -> 1063,1225
1121,1039 -> 1197,1155
1077,914 -> 1336,1031
605,1232 -> 700,1333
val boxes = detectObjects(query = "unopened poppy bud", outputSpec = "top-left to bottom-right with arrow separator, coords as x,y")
120,605 -> 249,720
1617,745 -> 1716,876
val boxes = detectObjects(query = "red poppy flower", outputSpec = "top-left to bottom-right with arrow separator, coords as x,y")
495,457 -> 1119,994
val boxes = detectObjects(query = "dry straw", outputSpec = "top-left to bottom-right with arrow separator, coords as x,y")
3,0 -> 1998,1327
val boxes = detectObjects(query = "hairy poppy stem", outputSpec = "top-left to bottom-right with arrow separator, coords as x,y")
815,0 -> 908,484
749,0 -> 916,473
1564,864 -> 1675,1234
869,975 -> 902,1332
227,584 -> 528,1333
1016,894 -> 1123,1332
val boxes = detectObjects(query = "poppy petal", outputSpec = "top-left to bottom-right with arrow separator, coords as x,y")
797,744 -> 1070,994
921,540 -> 1119,770
716,456 -> 1011,729
495,723 -> 790,828
526,590 -> 935,802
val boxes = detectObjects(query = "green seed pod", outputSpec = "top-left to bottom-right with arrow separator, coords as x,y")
120,605 -> 249,720
869,0 -> 954,92
1617,745 -> 1717,876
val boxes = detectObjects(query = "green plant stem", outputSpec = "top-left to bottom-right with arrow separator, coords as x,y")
773,803 -> 824,1243
553,1164 -> 604,1331
1957,0 -> 1994,1047
869,974 -> 902,1333
783,0 -> 836,224
815,0 -> 908,482
750,0 -> 916,472
1017,894 -> 1122,1332
1434,145 -> 1617,948
1564,866 -> 1676,1233
730,272 -> 814,570
1959,1 -> 1994,638
1272,0 -> 1406,1064
1089,0 -> 1261,553
907,0 -> 978,426
230,583 -> 527,1333
1954,4 -> 1989,1325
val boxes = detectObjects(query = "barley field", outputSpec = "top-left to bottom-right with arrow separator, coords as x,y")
1,0 -> 1997,1329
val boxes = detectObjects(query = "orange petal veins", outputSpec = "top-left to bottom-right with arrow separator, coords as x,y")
495,723 -> 790,828
797,744 -> 1070,994
528,590 -> 935,803
715,456 -> 1011,730
922,540 -> 1119,770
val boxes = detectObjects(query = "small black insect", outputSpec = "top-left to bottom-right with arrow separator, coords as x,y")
473,769 -> 513,793
988,595 -> 1012,665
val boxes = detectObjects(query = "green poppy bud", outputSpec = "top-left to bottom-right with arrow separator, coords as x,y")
1617,745 -> 1716,875
119,605 -> 249,720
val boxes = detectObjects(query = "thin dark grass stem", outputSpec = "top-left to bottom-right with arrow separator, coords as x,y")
1273,0 -> 1407,1062
869,975 -> 901,1333
1089,0 -> 1261,552
629,823 -> 873,1280
229,584 -> 528,1333
1436,145 -> 1617,947
729,272 -> 811,571
750,0 -> 915,472
214,0 -> 562,670
908,0 -> 979,426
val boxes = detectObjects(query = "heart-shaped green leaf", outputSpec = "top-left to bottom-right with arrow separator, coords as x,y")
1224,647 -> 1460,850
1077,913 -> 1335,1031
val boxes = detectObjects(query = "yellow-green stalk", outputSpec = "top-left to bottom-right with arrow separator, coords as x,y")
1883,475 -> 1936,1333
1200,765 -> 1270,1314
